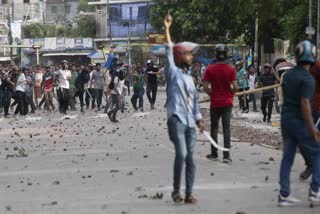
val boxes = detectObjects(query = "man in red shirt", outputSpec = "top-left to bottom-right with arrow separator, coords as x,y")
203,45 -> 239,163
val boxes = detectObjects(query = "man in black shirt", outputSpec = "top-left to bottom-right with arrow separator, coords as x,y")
145,60 -> 161,109
257,63 -> 280,123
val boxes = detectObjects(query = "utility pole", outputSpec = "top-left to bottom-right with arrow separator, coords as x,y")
107,0 -> 112,47
307,0 -> 314,39
7,0 -> 13,63
128,6 -> 132,65
254,12 -> 258,73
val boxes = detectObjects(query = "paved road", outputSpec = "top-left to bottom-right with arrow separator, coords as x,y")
0,92 -> 318,214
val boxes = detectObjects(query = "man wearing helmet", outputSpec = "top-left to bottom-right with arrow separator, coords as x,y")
278,40 -> 320,206
145,59 -> 161,109
203,44 -> 239,164
164,15 -> 204,204
56,60 -> 71,114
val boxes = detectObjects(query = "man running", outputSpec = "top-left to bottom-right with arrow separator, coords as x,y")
164,15 -> 204,204
278,40 -> 320,206
203,45 -> 239,163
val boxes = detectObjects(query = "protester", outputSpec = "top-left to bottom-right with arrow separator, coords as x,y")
145,60 -> 161,109
203,44 -> 239,163
14,67 -> 28,116
90,63 -> 105,111
278,40 -> 320,206
85,65 -> 95,109
25,68 -> 36,114
41,65 -> 55,112
69,64 -> 78,111
247,65 -> 258,112
235,61 -> 249,113
56,60 -> 71,114
75,65 -> 90,113
131,66 -> 145,112
0,69 -> 15,117
257,63 -> 280,123
164,15 -> 205,204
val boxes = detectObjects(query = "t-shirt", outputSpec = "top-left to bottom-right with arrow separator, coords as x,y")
236,68 -> 249,89
311,65 -> 320,112
204,63 -> 237,108
111,76 -> 125,95
258,73 -> 277,96
248,73 -> 256,89
146,67 -> 159,85
133,75 -> 144,92
91,70 -> 104,90
16,73 -> 26,92
43,72 -> 54,92
281,67 -> 315,120
58,69 -> 71,89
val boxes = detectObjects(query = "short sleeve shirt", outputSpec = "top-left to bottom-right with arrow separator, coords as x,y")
281,67 -> 315,120
204,63 -> 237,108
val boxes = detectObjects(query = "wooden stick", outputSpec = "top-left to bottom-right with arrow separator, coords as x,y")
199,83 -> 282,104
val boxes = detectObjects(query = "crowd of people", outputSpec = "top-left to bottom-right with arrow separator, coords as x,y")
0,59 -> 165,123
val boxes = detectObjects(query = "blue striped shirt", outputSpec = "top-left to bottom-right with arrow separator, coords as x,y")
165,43 -> 202,128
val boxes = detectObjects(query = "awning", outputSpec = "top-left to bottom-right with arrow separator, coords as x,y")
42,52 -> 90,57
0,57 -> 13,61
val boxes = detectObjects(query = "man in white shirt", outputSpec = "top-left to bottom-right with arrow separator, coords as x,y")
248,65 -> 258,112
57,60 -> 71,114
107,70 -> 126,123
14,67 -> 28,115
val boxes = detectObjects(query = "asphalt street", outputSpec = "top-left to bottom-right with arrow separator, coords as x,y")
0,91 -> 319,214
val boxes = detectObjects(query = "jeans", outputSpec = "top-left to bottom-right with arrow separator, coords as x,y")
57,88 -> 70,113
167,116 -> 197,194
146,83 -> 158,105
261,95 -> 274,119
210,106 -> 232,158
94,89 -> 103,109
238,88 -> 249,111
3,89 -> 12,115
85,88 -> 95,108
14,91 -> 28,115
248,93 -> 257,111
279,118 -> 320,197
75,89 -> 85,108
108,94 -> 120,120
131,89 -> 145,109
104,95 -> 113,113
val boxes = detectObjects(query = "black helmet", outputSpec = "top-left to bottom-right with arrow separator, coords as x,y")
295,40 -> 317,65
215,44 -> 228,60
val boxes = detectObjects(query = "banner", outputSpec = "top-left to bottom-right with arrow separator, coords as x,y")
56,37 -> 65,50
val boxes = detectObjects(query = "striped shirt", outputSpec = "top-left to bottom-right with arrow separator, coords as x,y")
258,73 -> 277,96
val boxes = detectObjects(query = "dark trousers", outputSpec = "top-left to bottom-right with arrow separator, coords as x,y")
85,88 -> 95,108
26,95 -> 36,113
210,106 -> 232,158
238,88 -> 249,111
57,88 -> 70,113
248,93 -> 257,111
15,91 -> 28,115
94,89 -> 103,109
75,90 -> 84,108
146,83 -> 158,105
261,95 -> 274,119
69,88 -> 77,110
131,89 -> 145,109
3,89 -> 12,115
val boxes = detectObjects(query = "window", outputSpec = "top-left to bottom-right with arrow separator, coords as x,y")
1,0 -> 8,4
66,5 -> 71,14
23,0 -> 30,3
23,15 -> 30,21
51,6 -> 57,14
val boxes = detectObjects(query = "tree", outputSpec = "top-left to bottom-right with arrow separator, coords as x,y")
74,15 -> 96,37
79,0 -> 95,12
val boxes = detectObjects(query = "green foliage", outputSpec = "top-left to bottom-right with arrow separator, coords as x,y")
150,0 -> 313,50
79,0 -> 95,12
22,15 -> 96,38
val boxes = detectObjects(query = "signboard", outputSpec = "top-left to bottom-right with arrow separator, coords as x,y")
148,34 -> 165,44
306,27 -> 315,35
56,37 -> 65,50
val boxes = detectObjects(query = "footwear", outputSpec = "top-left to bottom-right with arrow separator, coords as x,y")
206,154 -> 218,161
134,107 -> 138,112
300,166 -> 312,181
263,115 -> 267,122
267,119 -> 271,123
140,108 -> 144,112
223,157 -> 232,164
171,191 -> 183,203
309,189 -> 320,202
253,109 -> 259,112
184,193 -> 198,204
81,108 -> 84,113
241,109 -> 249,113
278,194 -> 301,207
151,104 -> 154,110
113,119 -> 119,123
107,112 -> 113,121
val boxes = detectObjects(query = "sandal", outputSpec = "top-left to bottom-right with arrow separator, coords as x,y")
171,191 -> 183,203
184,194 -> 198,204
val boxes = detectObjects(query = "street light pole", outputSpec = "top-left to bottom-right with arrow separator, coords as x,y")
309,0 -> 313,39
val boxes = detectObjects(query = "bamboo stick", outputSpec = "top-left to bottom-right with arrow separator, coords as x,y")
199,83 -> 282,104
